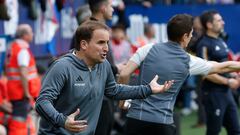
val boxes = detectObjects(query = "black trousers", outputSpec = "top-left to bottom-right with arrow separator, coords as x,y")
202,90 -> 240,135
95,99 -> 114,135
124,117 -> 176,135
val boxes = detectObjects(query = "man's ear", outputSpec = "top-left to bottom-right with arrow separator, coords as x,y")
100,4 -> 106,13
182,33 -> 188,42
80,40 -> 88,50
206,22 -> 212,29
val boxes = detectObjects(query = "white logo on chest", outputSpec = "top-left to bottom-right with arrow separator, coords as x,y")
74,83 -> 85,87
215,46 -> 220,51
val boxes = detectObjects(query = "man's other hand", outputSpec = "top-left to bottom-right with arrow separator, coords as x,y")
65,109 -> 88,132
150,75 -> 174,94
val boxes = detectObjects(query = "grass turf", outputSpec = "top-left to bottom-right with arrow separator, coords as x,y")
179,110 -> 227,135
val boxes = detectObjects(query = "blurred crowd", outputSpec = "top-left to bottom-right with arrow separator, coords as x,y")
0,0 -> 240,135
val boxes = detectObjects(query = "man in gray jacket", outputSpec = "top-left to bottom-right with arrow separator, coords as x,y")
35,20 -> 173,135
119,14 -> 240,135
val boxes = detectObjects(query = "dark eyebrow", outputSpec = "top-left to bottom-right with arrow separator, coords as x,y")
97,40 -> 108,44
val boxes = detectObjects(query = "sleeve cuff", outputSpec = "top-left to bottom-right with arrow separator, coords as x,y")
58,113 -> 67,128
146,84 -> 153,97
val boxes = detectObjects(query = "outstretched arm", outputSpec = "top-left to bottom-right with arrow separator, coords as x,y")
117,60 -> 174,108
189,54 -> 240,76
118,61 -> 138,84
118,60 -> 138,109
208,61 -> 240,74
118,43 -> 155,83
119,61 -> 174,92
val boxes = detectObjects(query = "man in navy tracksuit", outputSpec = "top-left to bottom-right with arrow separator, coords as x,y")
197,10 -> 240,135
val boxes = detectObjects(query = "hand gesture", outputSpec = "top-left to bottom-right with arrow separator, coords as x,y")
149,75 -> 174,94
65,109 -> 88,132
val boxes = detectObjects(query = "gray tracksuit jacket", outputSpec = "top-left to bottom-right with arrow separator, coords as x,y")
36,53 -> 152,135
127,42 -> 190,124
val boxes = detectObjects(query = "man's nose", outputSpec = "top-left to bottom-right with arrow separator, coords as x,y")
222,20 -> 225,25
103,44 -> 109,52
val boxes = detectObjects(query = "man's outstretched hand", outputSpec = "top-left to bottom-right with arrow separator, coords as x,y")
65,109 -> 88,132
150,75 -> 174,94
